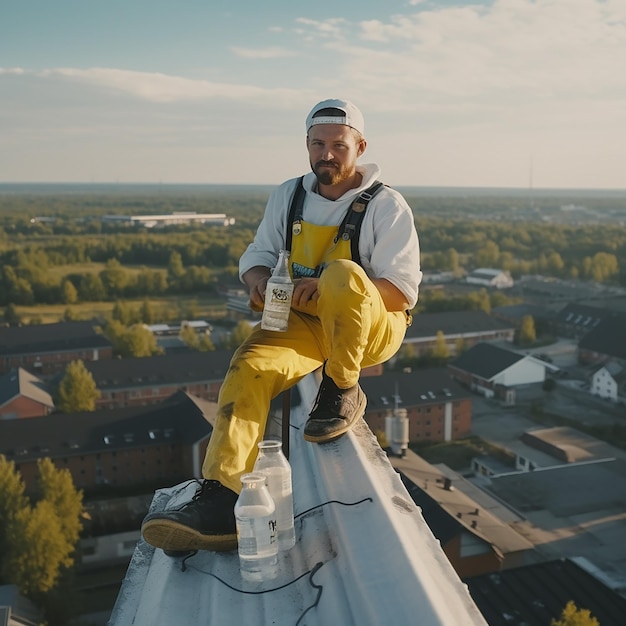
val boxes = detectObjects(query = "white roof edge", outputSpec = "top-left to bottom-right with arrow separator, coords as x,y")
110,372 -> 487,626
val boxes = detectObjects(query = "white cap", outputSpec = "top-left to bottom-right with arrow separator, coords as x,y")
305,98 -> 365,136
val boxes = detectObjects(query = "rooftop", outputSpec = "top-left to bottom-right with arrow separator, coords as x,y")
110,373 -> 488,626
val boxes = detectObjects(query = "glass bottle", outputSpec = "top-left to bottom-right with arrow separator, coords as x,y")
235,473 -> 278,582
261,250 -> 294,332
253,440 -> 296,551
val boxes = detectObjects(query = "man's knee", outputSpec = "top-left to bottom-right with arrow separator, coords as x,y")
320,259 -> 368,294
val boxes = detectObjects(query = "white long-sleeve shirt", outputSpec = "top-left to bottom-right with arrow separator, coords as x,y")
239,163 -> 422,309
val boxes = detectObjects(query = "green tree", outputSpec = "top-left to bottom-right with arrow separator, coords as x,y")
180,323 -> 199,349
62,307 -> 79,322
551,600 -> 599,626
518,315 -> 536,346
114,324 -> 163,357
168,250 -> 185,281
198,333 -> 216,352
55,360 -> 101,413
139,298 -> 155,324
5,500 -> 69,596
220,320 -> 254,349
99,258 -> 130,296
3,302 -> 21,325
432,330 -> 450,361
78,273 -> 106,301
36,458 -> 83,549
0,456 -> 83,605
0,456 -> 29,562
61,279 -> 78,304
112,300 -> 139,325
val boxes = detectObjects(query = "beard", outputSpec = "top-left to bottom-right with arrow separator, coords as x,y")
312,160 -> 351,186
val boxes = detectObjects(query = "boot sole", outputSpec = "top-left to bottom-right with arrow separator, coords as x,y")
142,518 -> 237,552
303,392 -> 367,444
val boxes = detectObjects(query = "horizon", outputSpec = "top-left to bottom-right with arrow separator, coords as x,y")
2,1 -> 625,189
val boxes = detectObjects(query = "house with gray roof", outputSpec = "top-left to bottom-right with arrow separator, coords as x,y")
448,342 -> 547,402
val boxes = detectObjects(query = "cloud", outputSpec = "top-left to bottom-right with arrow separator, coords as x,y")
293,0 -> 626,107
230,46 -> 295,59
3,67 -> 303,104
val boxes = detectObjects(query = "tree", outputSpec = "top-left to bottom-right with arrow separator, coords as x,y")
432,330 -> 450,361
55,360 -> 101,413
61,279 -> 78,304
518,315 -> 536,346
115,324 -> 163,358
0,456 -> 83,604
551,600 -> 599,626
198,333 -> 216,352
220,320 -> 254,349
36,458 -> 83,549
139,298 -> 155,324
168,250 -> 185,280
0,456 -> 29,561
180,323 -> 199,349
3,302 -> 21,325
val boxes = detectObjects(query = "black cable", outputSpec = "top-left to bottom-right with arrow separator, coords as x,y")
183,559 -> 323,596
295,496 -> 373,520
174,496 -> 374,625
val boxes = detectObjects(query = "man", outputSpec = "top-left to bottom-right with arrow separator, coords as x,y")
141,98 -> 422,553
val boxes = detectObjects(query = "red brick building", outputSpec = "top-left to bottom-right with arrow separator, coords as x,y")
0,321 -> 114,377
361,368 -> 472,443
1,391 -> 215,494
0,367 -> 54,419
84,349 -> 234,409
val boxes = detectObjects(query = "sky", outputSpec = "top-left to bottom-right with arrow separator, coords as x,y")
1,0 -> 625,189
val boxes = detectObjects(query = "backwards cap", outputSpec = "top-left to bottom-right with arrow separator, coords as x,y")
305,98 -> 365,136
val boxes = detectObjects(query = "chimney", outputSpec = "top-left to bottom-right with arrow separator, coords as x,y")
386,407 -> 409,457
443,477 -> 453,491
471,520 -> 477,529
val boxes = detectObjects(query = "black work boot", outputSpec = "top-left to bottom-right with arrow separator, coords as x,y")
141,480 -> 238,552
303,368 -> 367,443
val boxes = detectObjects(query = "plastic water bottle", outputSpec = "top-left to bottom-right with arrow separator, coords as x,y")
261,250 -> 294,332
253,440 -> 296,551
235,473 -> 278,582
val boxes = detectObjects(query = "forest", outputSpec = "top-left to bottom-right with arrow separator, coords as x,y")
0,185 -> 624,313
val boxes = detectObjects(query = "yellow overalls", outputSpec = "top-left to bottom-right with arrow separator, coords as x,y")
202,217 -> 408,493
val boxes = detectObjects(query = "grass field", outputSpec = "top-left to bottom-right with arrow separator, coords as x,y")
15,294 -> 229,325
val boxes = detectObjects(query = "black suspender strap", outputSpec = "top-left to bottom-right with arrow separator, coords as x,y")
285,177 -> 386,266
285,176 -> 306,252
335,181 -> 385,267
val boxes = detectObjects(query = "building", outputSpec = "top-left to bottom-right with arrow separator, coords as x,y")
590,361 -> 626,402
549,302 -> 608,339
0,367 -> 54,419
448,342 -> 548,402
466,268 -> 513,289
101,213 -> 235,228
578,314 -> 626,365
403,310 -> 515,357
360,368 -> 472,443
84,349 -> 234,409
0,321 -> 114,376
0,391 -> 216,493
392,450 -> 534,578
0,585 -> 42,626
465,558 -> 626,626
